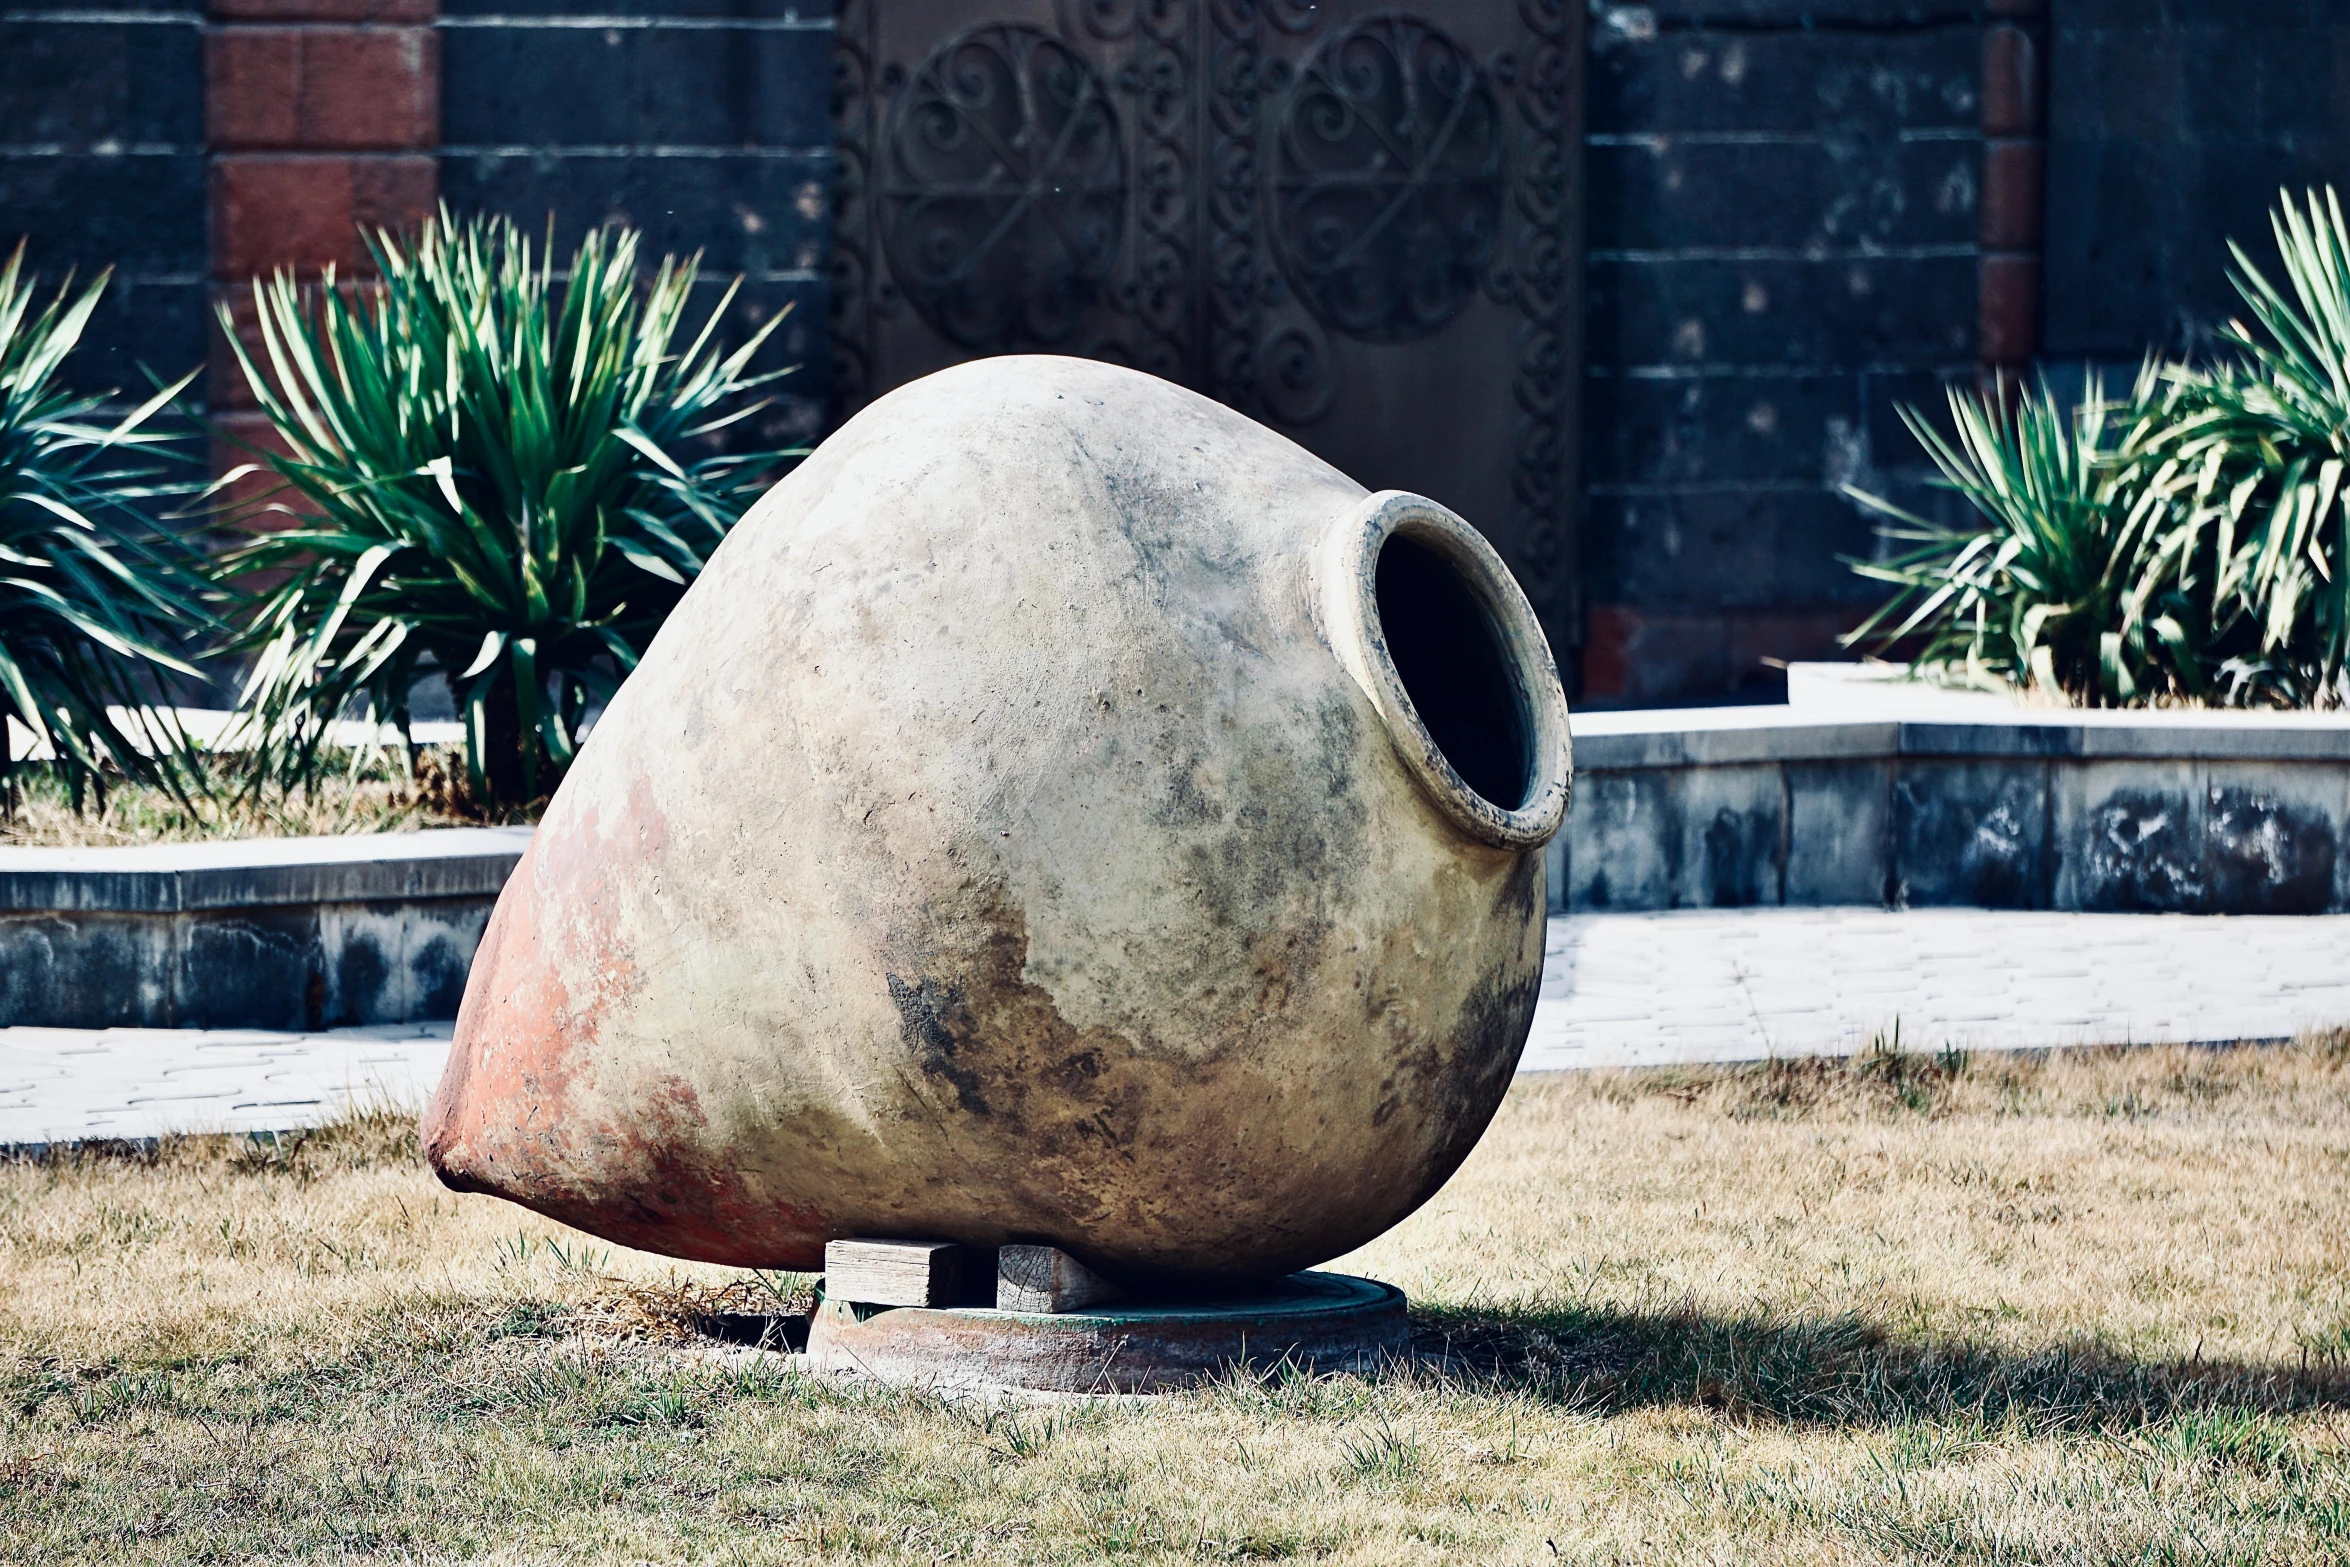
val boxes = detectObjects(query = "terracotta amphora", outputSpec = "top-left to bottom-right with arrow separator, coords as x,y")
425,355 -> 1570,1283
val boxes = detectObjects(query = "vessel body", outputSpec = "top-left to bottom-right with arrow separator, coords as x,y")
425,355 -> 1569,1282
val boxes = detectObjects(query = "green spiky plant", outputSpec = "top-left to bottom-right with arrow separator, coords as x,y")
0,242 -> 209,810
1841,368 -> 2207,704
217,210 -> 794,807
1849,187 -> 2350,708
2145,187 -> 2350,704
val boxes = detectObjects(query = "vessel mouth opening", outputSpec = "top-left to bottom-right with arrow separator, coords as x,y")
1371,529 -> 1535,813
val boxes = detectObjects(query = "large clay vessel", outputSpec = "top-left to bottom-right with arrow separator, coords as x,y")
425,355 -> 1571,1283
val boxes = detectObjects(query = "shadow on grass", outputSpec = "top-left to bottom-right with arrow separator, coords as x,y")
1405,1302 -> 2350,1434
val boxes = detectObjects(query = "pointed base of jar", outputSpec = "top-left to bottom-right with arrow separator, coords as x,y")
804,1271 -> 1408,1394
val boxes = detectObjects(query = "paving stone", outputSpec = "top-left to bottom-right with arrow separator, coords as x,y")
0,1022 -> 450,1148
1522,908 -> 2350,1072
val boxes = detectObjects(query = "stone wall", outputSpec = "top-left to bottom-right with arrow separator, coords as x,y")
1553,711 -> 2350,915
435,0 -> 833,448
0,828 -> 527,1030
204,0 -> 442,471
0,1 -> 209,394
2046,1 -> 2350,365
2,0 -> 830,446
1577,0 -> 1999,706
7,2 -> 2348,704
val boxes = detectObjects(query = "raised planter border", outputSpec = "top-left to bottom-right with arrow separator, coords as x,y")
0,827 -> 531,1032
1551,699 -> 2350,915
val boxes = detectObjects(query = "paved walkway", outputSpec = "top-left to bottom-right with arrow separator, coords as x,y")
1521,908 -> 2350,1071
7,910 -> 2350,1146
0,1023 -> 450,1150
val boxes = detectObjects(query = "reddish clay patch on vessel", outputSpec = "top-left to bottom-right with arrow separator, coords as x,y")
424,778 -> 835,1267
424,791 -> 647,1198
534,1073 -> 832,1268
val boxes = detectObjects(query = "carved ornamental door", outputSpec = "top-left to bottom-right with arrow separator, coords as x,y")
831,0 -> 1585,647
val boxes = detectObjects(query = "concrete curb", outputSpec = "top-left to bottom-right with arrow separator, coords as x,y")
1556,700 -> 2350,915
0,829 -> 530,1031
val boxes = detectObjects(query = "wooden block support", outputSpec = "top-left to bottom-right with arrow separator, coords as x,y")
824,1239 -> 967,1308
996,1244 -> 1121,1314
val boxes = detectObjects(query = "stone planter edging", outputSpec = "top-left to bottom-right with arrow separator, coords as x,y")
1553,705 -> 2350,915
0,827 -> 531,1031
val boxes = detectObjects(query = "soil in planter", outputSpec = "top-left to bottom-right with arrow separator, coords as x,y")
0,746 -> 539,847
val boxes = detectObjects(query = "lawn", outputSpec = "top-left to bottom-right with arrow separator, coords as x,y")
3,1038 -> 2348,1563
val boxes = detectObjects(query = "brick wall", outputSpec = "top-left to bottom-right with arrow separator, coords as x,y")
206,0 -> 440,471
436,0 -> 834,448
0,1 -> 208,395
1578,0 -> 1992,706
1,0 -> 828,439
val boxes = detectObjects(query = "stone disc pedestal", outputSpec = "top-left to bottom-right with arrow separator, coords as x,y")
804,1272 -> 1409,1394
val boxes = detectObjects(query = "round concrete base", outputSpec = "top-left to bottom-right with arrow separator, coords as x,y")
804,1272 -> 1409,1393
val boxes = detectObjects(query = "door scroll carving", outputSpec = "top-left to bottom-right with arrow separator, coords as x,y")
832,0 -> 1584,639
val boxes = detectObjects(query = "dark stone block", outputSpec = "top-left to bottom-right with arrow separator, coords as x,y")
2249,29 -> 2346,141
442,23 -> 834,149
62,278 -> 210,403
442,0 -> 829,16
1585,372 -> 1859,487
1627,1 -> 1985,25
2182,27 -> 2263,138
1585,486 -> 1881,607
2071,782 -> 2205,914
2205,786 -> 2337,915
1590,25 -> 1978,137
437,151 -> 830,277
1679,764 -> 1785,908
2045,16 -> 2350,358
0,19 -> 203,148
679,275 -> 830,445
1566,762 -> 1784,910
314,897 -> 503,1024
1861,367 -> 1970,459
1588,254 -> 1977,371
0,152 -> 208,277
1564,769 -> 1674,911
329,917 -> 396,1026
2162,0 -> 2331,31
1589,137 -> 1981,253
1894,759 -> 2049,908
1701,803 -> 1776,905
0,913 -> 168,1029
2056,25 -> 2186,141
177,909 -> 321,1031
1787,758 -> 1892,905
412,907 -> 492,1019
14,0 -> 195,12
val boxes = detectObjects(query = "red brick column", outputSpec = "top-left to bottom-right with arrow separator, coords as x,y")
206,0 -> 439,471
1980,0 -> 2045,384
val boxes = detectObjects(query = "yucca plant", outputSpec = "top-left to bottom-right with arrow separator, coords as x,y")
1842,369 -> 2207,704
1849,187 -> 2350,708
2141,187 -> 2350,704
0,242 -> 209,809
217,209 -> 793,806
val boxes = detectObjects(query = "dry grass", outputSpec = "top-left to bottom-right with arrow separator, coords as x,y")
0,748 -> 527,847
4,1037 -> 2349,1563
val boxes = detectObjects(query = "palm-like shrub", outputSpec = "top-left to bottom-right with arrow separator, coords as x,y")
219,210 -> 792,804
2143,188 -> 2350,704
0,243 -> 208,806
1845,370 -> 2212,704
1851,187 -> 2350,707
